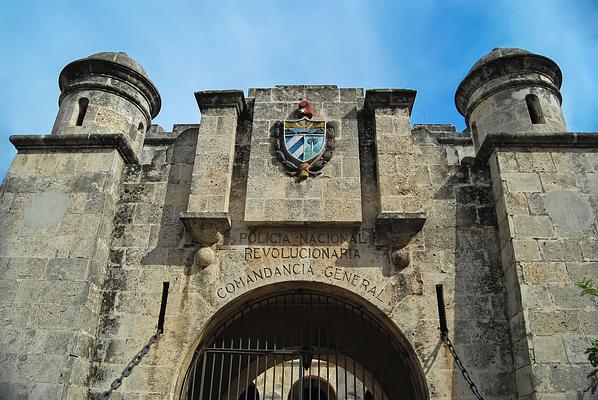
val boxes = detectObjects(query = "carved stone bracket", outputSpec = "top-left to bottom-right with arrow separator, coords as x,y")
180,212 -> 231,268
375,212 -> 426,270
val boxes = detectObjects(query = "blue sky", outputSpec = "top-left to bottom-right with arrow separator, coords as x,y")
0,0 -> 596,180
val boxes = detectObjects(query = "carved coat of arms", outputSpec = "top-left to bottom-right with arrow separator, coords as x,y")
274,101 -> 336,179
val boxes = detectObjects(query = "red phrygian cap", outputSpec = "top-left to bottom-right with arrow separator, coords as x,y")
298,100 -> 314,119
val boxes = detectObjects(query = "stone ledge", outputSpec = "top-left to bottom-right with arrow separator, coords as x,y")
180,212 -> 232,245
375,212 -> 426,269
476,131 -> 598,165
376,212 -> 426,239
243,219 -> 363,227
365,89 -> 417,114
436,136 -> 473,145
10,133 -> 139,164
144,135 -> 178,146
194,90 -> 246,115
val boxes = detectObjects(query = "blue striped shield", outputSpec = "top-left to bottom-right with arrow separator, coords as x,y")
283,118 -> 326,164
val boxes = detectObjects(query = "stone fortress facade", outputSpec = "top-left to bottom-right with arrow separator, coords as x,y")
0,48 -> 597,400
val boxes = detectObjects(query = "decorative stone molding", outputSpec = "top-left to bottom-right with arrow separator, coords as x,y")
10,133 -> 139,164
365,89 -> 417,113
194,90 -> 246,116
375,212 -> 426,269
59,52 -> 161,122
475,131 -> 598,165
455,49 -> 562,120
180,212 -> 231,268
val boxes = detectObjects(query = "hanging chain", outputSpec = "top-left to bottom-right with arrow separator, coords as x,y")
442,333 -> 486,400
101,328 -> 163,399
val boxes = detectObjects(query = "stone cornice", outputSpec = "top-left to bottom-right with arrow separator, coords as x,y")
143,135 -> 178,146
10,133 -> 139,164
455,53 -> 562,117
194,90 -> 246,116
476,131 -> 598,166
365,89 -> 417,114
60,59 -> 161,119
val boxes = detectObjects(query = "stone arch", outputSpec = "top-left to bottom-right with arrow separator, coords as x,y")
175,282 -> 429,400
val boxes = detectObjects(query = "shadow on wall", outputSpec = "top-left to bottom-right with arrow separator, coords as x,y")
434,163 -> 517,397
142,127 -> 200,269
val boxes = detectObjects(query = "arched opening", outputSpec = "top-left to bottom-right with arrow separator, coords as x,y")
288,376 -> 336,400
525,94 -> 545,124
239,382 -> 260,400
138,122 -> 145,134
179,284 -> 428,400
75,97 -> 89,126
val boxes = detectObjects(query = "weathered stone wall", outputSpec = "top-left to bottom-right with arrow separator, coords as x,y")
87,126 -> 201,398
489,148 -> 598,398
83,98 -> 516,400
0,149 -> 124,399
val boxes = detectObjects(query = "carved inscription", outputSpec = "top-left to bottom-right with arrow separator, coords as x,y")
216,265 -> 384,302
216,230 -> 384,302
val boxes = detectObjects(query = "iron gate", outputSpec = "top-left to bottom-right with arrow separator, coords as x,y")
180,291 -> 427,400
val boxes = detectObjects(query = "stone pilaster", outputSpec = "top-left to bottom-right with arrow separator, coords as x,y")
484,133 -> 598,399
181,90 -> 245,266
366,89 -> 425,267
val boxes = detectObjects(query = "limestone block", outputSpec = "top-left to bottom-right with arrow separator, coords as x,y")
504,172 -> 543,193
539,239 -> 583,261
539,172 -> 578,192
512,215 -> 555,238
520,262 -> 568,285
512,239 -> 542,261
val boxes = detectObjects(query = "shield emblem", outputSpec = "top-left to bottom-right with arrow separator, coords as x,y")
283,118 -> 326,164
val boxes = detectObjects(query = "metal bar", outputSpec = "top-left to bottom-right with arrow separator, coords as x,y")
436,284 -> 448,337
227,339 -> 234,400
208,344 -> 216,399
335,297 -> 339,400
326,296 -> 330,400
317,353 -> 321,400
217,340 -> 225,400
353,300 -> 357,399
190,355 -> 198,400
271,352 -> 276,400
254,339 -> 260,400
299,289 -> 304,399
198,352 -> 208,400
353,356 -> 357,400
344,353 -> 348,400
308,355 -> 312,400
281,353 -> 285,400
245,338 -> 251,400
326,352 -> 330,400
157,281 -> 169,332
236,339 -> 242,400
290,354 -> 294,400
263,338 -> 267,400
299,352 -> 303,399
